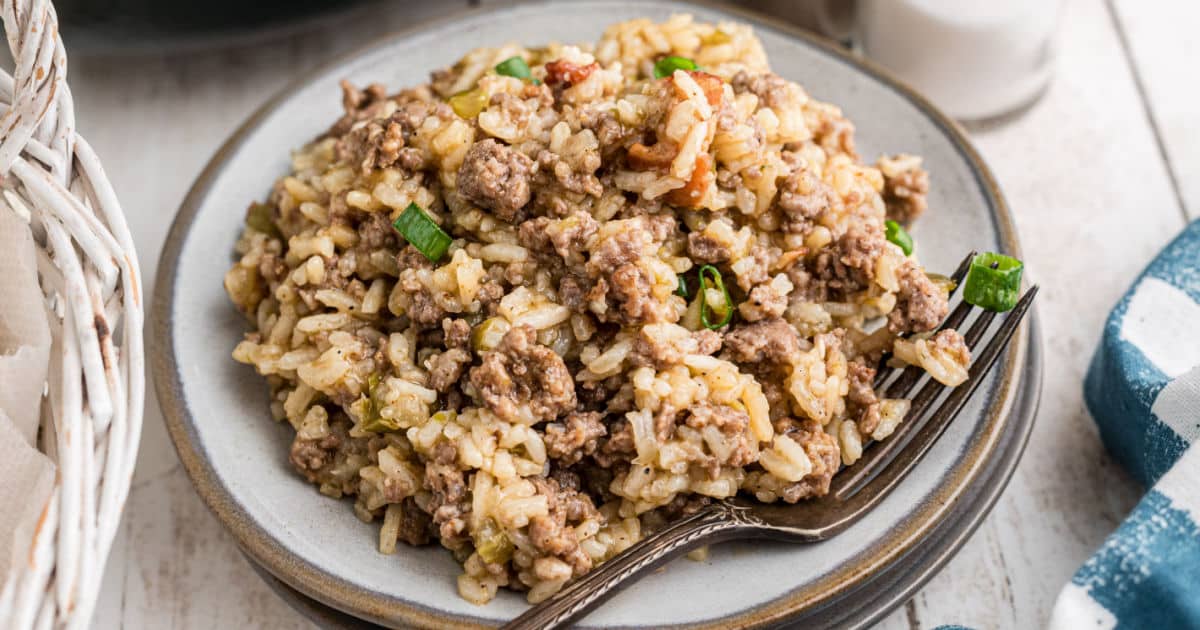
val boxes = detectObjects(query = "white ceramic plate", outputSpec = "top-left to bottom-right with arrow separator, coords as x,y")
153,1 -> 1041,627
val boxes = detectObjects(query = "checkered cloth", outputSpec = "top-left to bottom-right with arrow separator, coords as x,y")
1049,219 -> 1200,628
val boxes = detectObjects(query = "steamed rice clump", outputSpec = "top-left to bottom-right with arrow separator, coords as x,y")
224,14 -> 970,605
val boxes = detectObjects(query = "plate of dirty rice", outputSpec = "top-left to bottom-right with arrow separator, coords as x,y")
153,1 -> 1042,628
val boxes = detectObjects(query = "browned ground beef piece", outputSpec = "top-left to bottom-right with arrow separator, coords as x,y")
805,224 -> 886,299
329,80 -> 388,137
730,70 -> 791,109
289,432 -> 341,482
289,418 -> 368,496
392,245 -> 454,326
518,211 -> 599,264
256,251 -> 289,286
593,419 -> 635,468
427,348 -> 472,392
423,441 -> 471,550
724,318 -> 803,364
557,274 -> 589,312
456,139 -> 534,222
544,411 -> 607,465
776,170 -> 835,233
814,116 -> 858,159
443,318 -> 471,350
739,282 -> 788,322
526,478 -> 600,578
602,266 -> 659,323
468,325 -> 576,423
536,148 -> 603,197
930,328 -> 970,363
846,358 -> 881,435
629,327 -> 722,369
337,117 -> 405,175
583,215 -> 678,325
686,231 -> 731,263
356,209 -> 399,250
588,214 -> 674,270
395,497 -> 434,546
693,329 -> 722,355
882,161 -> 930,226
837,225 -> 885,275
889,260 -> 949,334
774,417 -> 841,502
334,100 -> 442,176
684,402 -> 755,470
580,108 -> 642,158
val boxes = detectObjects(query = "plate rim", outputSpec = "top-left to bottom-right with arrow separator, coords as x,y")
151,1 -> 1038,627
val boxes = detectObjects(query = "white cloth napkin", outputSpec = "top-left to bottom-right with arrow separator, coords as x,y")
0,206 -> 55,583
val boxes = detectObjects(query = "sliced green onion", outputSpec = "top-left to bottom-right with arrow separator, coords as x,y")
653,55 -> 698,79
471,317 -> 511,352
393,202 -> 452,262
494,56 -> 532,80
473,518 -> 513,564
448,88 -> 488,118
245,202 -> 279,237
676,275 -> 690,298
360,373 -> 400,433
884,220 -> 913,256
963,252 -> 1024,312
702,29 -> 732,46
698,265 -> 733,330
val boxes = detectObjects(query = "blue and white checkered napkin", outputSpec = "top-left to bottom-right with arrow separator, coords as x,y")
1049,219 -> 1200,628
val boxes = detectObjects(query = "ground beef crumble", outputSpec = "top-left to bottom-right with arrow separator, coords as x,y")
774,417 -> 841,502
527,477 -> 600,577
889,260 -> 949,334
846,358 -> 882,435
881,157 -> 930,226
468,325 -> 576,423
457,139 -> 535,222
724,318 -> 803,365
544,411 -> 607,465
423,441 -> 471,550
583,214 -> 677,325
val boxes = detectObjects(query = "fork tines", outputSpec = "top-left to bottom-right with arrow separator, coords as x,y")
833,255 -> 1037,501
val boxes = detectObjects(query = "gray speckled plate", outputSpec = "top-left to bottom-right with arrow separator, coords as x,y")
152,1 -> 1042,627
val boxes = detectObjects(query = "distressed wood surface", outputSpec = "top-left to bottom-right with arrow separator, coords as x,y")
1110,0 -> 1200,220
70,1 -> 1191,628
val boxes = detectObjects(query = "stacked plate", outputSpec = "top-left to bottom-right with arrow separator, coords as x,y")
153,2 -> 1042,627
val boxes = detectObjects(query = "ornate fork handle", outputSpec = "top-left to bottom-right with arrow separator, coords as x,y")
502,501 -> 764,630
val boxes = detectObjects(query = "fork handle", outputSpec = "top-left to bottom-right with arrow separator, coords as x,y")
501,501 -> 755,630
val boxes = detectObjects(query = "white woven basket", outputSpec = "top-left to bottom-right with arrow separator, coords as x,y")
0,0 -> 144,628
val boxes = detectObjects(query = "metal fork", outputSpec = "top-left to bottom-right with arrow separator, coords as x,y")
504,252 -> 1037,630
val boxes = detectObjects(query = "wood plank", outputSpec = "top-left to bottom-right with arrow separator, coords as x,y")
1111,0 -> 1200,220
76,3 -> 469,628
877,0 -> 1184,626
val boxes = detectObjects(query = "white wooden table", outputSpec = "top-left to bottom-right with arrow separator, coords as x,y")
76,1 -> 1198,627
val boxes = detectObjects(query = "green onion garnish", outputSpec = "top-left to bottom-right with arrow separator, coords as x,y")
393,202 -> 452,263
494,56 -> 532,80
885,220 -> 913,256
360,373 -> 400,433
245,202 -> 279,237
698,265 -> 733,330
963,252 -> 1024,312
676,275 -> 690,298
653,55 -> 698,79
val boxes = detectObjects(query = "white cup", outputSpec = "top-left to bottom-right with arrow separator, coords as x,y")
818,0 -> 1063,120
